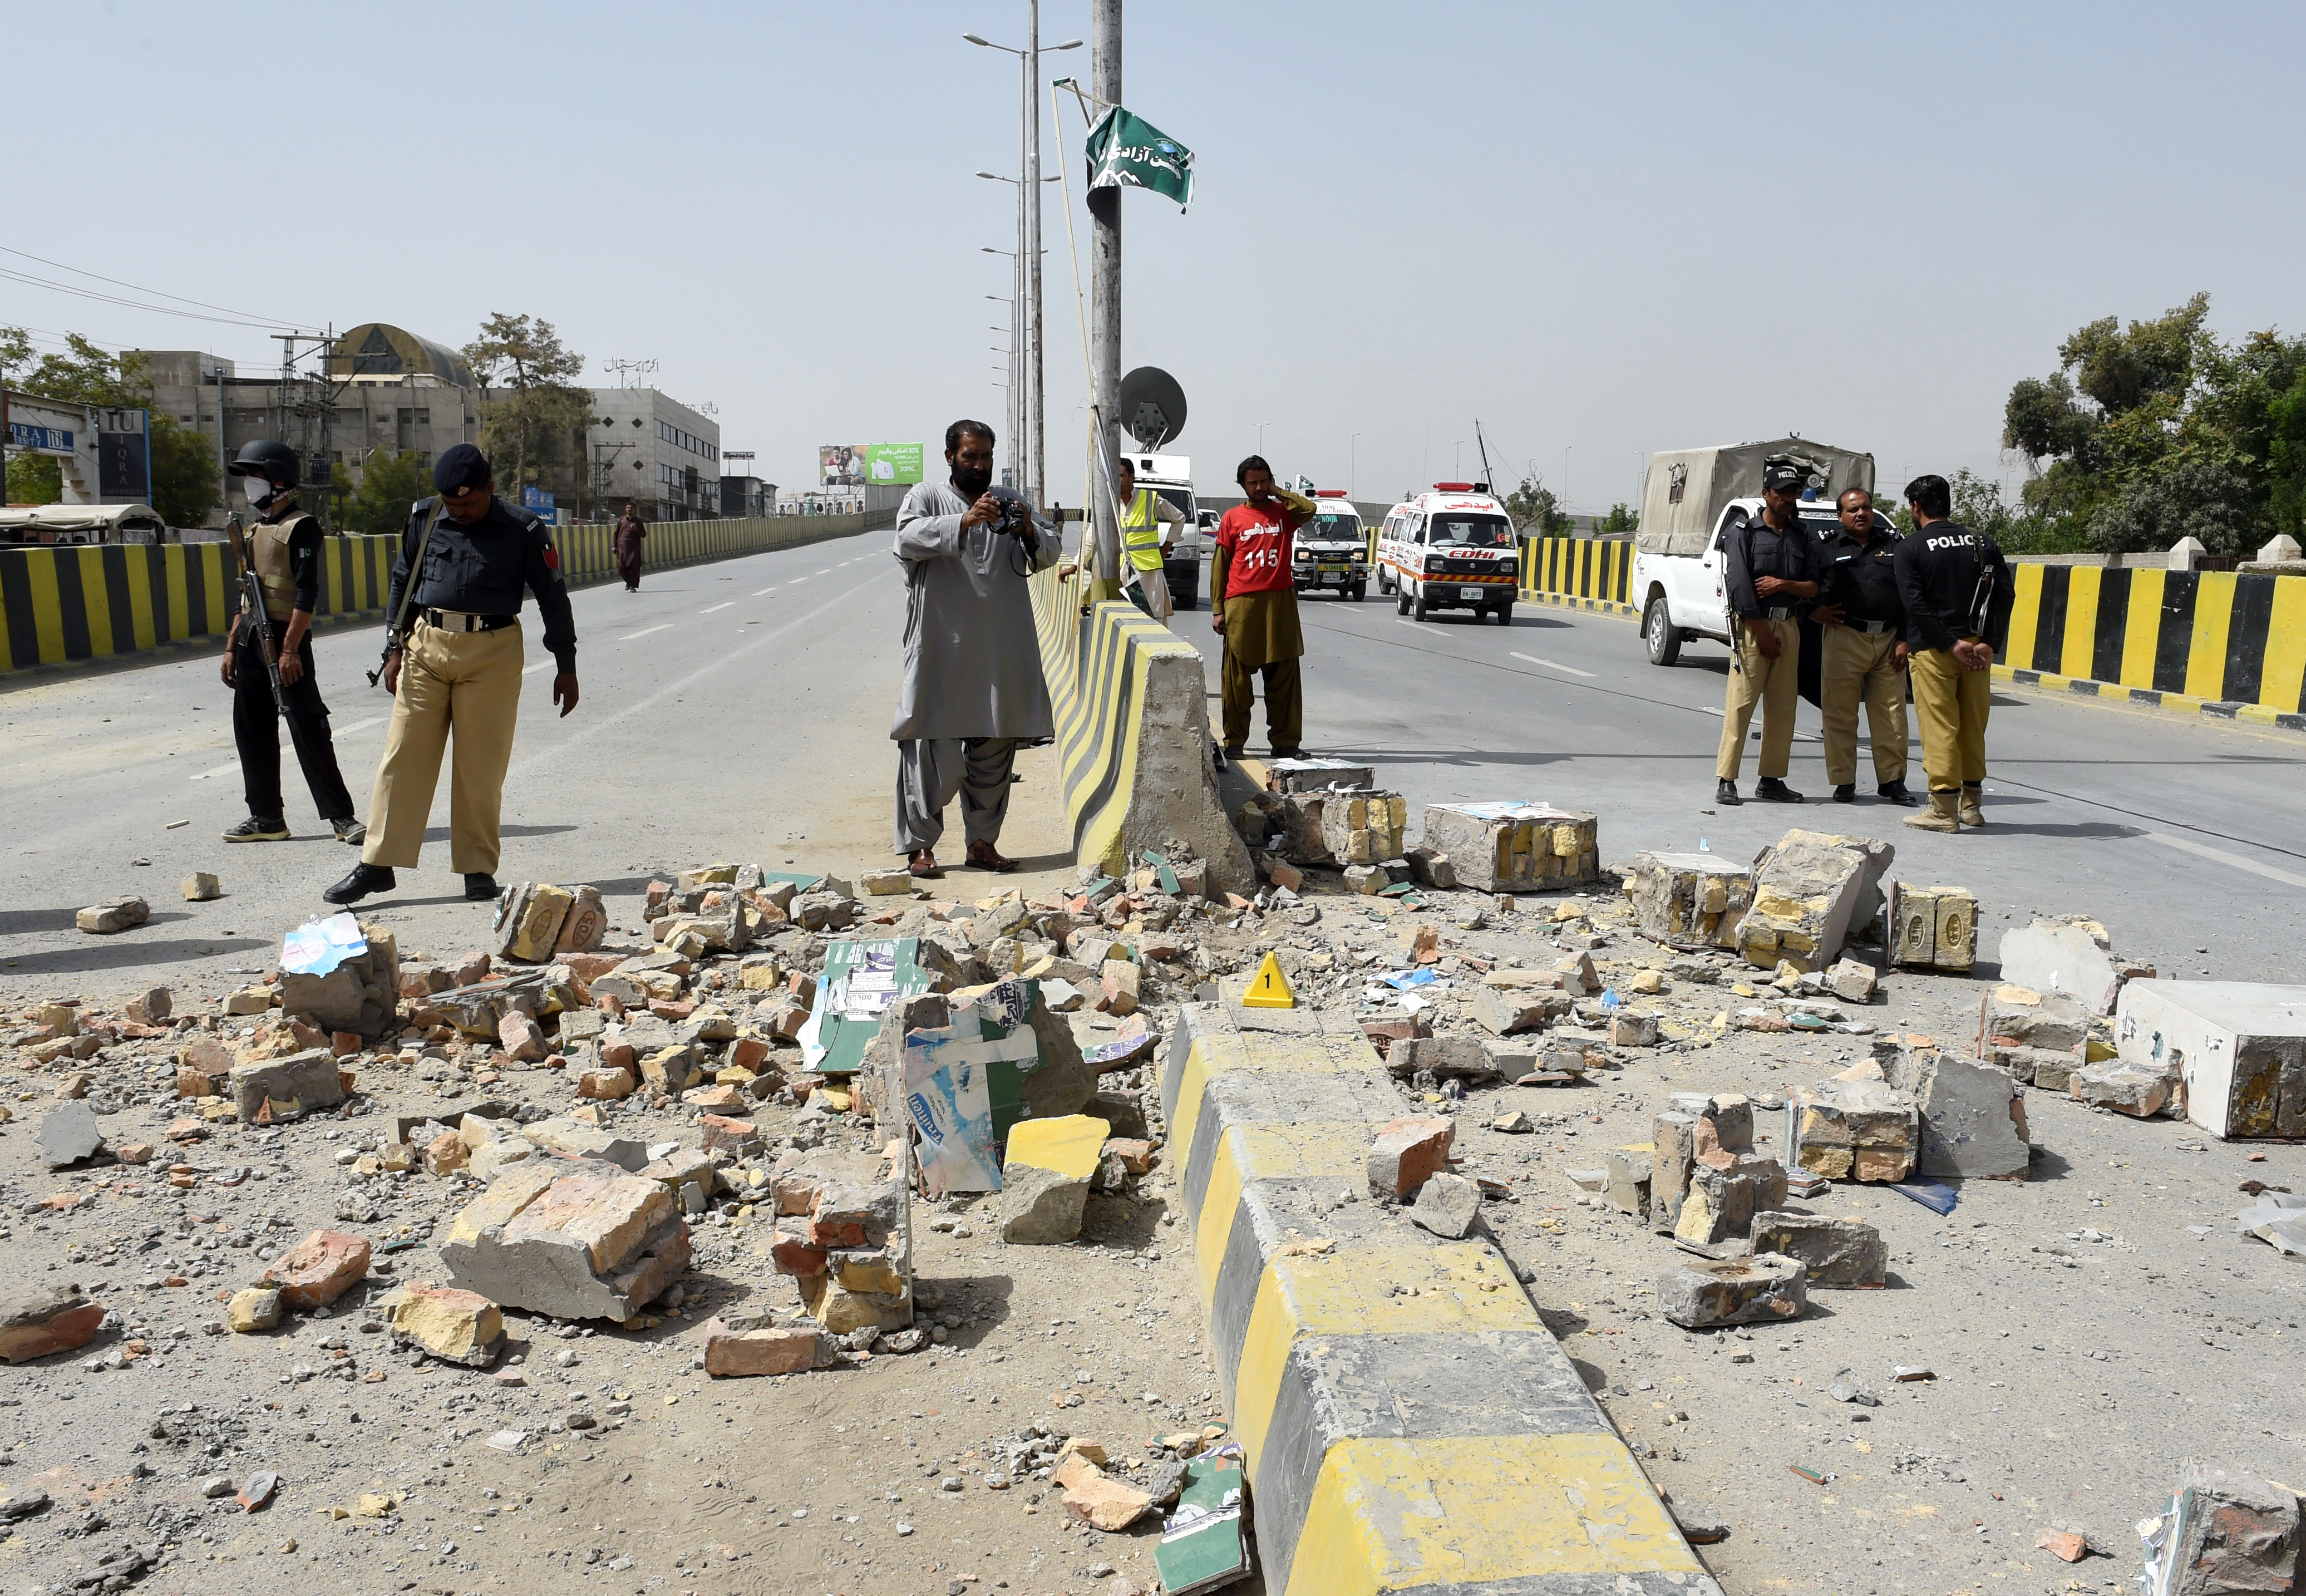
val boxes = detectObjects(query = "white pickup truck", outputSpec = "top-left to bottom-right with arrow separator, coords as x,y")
1628,438 -> 1875,665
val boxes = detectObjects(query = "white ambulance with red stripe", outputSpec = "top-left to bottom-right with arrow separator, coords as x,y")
1374,483 -> 1518,624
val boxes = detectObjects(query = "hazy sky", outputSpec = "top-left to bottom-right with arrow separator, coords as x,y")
9,2 -> 2300,514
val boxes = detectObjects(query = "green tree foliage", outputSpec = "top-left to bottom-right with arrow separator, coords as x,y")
0,328 -> 218,525
1504,471 -> 1573,536
340,450 -> 433,538
1594,502 -> 1639,535
462,313 -> 587,503
2003,294 -> 2306,557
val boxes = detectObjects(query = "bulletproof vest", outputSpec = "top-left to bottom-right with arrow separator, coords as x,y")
250,509 -> 313,622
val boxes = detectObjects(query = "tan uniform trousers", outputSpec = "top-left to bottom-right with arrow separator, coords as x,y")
1819,625 -> 1911,786
361,619 -> 524,874
1716,618 -> 1800,781
1908,641 -> 1991,792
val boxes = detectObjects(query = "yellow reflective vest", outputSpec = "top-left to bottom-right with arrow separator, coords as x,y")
1122,488 -> 1168,572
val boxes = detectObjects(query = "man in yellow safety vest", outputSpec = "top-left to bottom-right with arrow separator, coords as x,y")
1116,456 -> 1188,624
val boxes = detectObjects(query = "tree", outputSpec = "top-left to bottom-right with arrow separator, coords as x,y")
339,450 -> 433,538
0,326 -> 32,387
1595,502 -> 1639,535
2002,293 -> 2306,557
0,329 -> 218,524
462,313 -> 586,501
1504,470 -> 1573,535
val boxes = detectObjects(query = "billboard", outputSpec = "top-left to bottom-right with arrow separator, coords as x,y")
97,408 -> 152,505
820,443 -> 924,487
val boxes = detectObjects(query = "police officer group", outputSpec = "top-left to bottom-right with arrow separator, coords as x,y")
1717,466 -> 2011,835
220,440 -> 579,905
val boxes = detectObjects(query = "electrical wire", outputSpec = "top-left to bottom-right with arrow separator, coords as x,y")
0,245 -> 320,332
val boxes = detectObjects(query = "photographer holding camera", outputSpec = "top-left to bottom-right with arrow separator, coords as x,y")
890,418 -> 1060,878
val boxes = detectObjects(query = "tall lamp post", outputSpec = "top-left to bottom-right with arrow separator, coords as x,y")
966,17 -> 1083,506
1348,432 -> 1361,501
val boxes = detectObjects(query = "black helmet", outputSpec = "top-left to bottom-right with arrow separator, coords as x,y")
229,439 -> 299,485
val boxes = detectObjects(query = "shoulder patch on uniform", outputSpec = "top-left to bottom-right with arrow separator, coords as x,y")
544,544 -> 560,570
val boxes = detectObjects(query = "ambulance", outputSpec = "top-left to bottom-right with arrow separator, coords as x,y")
1374,482 -> 1519,623
1292,490 -> 1369,600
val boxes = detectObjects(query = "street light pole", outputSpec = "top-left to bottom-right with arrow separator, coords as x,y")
1349,432 -> 1361,501
982,247 -> 1021,485
1088,0 -> 1122,596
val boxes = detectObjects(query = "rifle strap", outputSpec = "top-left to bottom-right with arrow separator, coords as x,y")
384,497 -> 449,649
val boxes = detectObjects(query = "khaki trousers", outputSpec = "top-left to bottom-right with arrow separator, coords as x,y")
1716,618 -> 1800,780
1221,651 -> 1303,750
1819,625 -> 1910,786
1908,642 -> 1990,791
361,619 -> 525,874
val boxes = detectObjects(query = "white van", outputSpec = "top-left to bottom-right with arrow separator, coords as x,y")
1292,490 -> 1369,600
1374,484 -> 1518,623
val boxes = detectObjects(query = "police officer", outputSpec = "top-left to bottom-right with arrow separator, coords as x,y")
1811,486 -> 1916,806
324,444 -> 579,905
1716,461 -> 1819,805
1115,457 -> 1186,623
219,440 -> 364,846
1894,473 -> 2013,834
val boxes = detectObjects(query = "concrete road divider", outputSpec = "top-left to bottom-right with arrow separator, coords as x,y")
1029,568 -> 1254,896
1160,993 -> 1721,1596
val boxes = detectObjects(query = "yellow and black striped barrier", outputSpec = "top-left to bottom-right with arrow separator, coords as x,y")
1519,535 -> 1639,615
1160,996 -> 1716,1596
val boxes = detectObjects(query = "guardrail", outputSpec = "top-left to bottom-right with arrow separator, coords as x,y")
1520,534 -> 1636,612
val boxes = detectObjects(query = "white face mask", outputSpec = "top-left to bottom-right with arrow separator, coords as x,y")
244,475 -> 276,507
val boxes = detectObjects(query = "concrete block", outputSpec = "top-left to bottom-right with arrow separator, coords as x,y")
639,1046 -> 702,1095
227,1287 -> 282,1333
521,1117 -> 647,1172
37,1102 -> 103,1168
1368,1114 -> 1456,1200
1979,984 -> 2092,1055
259,1229 -> 371,1309
1692,1094 -> 1755,1159
226,1047 -> 344,1122
703,1319 -> 830,1376
1404,845 -> 1458,891
1418,802 -> 1601,893
1386,1033 -> 1504,1082
1627,850 -> 1753,950
1672,1154 -> 1787,1244
1736,830 -> 1894,973
497,1010 -> 545,1062
279,920 -> 400,1037
1610,1012 -> 1660,1048
76,896 -> 149,934
2115,979 -> 2306,1141
1650,1112 -> 1698,1235
125,986 -> 172,1025
577,1068 -> 636,1101
2070,1059 -> 2179,1118
181,872 -> 222,902
1409,1171 -> 1482,1239
999,1115 -> 1108,1244
797,1268 -> 911,1336
550,885 -> 606,955
1268,757 -> 1375,794
492,883 -> 573,964
1554,952 -> 1600,994
1886,882 -> 1978,972
1886,1050 -> 2029,1179
2146,1461 -> 2300,1596
1997,918 -> 2124,1016
441,1166 -> 691,1323
1656,1253 -> 1809,1329
1750,1211 -> 1886,1288
1469,984 -> 1570,1036
1824,958 -> 1879,1003
386,1283 -> 505,1366
1783,1078 -> 1919,1182
0,1284 -> 106,1363
1602,1145 -> 1652,1219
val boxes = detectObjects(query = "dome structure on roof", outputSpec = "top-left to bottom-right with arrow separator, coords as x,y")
327,323 -> 474,387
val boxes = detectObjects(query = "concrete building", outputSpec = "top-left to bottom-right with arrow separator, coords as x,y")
720,475 -> 776,519
585,388 -> 722,520
136,323 -> 479,526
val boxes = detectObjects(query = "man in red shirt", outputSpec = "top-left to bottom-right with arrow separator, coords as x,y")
1212,455 -> 1314,758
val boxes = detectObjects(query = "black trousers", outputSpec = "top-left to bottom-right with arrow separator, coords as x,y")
233,620 -> 355,823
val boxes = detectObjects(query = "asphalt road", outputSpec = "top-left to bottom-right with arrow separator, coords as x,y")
1182,583 -> 2306,983
0,529 -> 1082,1006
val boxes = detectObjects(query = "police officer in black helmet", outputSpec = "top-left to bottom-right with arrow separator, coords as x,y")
219,439 -> 364,846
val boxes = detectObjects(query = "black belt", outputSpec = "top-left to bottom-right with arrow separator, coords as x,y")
423,609 -> 518,633
1762,607 -> 1793,622
1850,618 -> 1895,635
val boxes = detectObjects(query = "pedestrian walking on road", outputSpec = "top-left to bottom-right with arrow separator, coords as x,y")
1115,456 -> 1186,624
613,503 -> 647,592
1895,474 -> 2013,834
1812,486 -> 1916,806
1716,461 -> 1820,805
890,420 -> 1060,879
323,444 -> 579,906
218,439 -> 365,847
1213,456 -> 1314,760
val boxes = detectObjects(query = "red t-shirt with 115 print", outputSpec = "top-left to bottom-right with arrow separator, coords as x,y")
1215,502 -> 1294,597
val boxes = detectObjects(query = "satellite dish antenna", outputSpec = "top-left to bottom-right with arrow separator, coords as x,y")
1118,366 -> 1187,450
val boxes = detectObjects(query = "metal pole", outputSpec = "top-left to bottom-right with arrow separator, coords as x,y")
1026,0 -> 1044,509
1012,63 -> 1027,493
1087,0 -> 1122,595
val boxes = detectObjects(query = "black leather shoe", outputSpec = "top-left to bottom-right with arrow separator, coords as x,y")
1272,746 -> 1306,760
1877,780 -> 1918,806
1832,784 -> 1856,803
1714,779 -> 1742,806
1755,777 -> 1805,803
322,864 -> 395,905
1221,745 -> 1245,761
464,873 -> 501,902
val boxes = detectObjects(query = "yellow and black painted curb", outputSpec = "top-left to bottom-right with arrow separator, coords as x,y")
1520,535 -> 1635,610
1160,998 -> 1720,1596
1991,664 -> 2306,734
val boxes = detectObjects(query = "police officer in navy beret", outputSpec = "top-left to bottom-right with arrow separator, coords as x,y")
326,444 -> 579,905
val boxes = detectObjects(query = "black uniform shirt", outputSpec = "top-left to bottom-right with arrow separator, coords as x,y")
1815,525 -> 1904,627
1722,509 -> 1818,619
386,495 -> 579,673
1893,520 -> 2014,654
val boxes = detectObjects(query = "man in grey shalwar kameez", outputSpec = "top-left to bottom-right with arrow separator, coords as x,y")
891,420 -> 1061,876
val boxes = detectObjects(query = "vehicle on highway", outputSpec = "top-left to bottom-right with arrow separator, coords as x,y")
1630,439 -> 1875,665
1374,482 -> 1518,623
0,503 -> 174,545
1292,490 -> 1369,600
1116,450 -> 1201,610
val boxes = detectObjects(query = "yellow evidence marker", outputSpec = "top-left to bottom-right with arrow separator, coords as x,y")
1242,950 -> 1295,1009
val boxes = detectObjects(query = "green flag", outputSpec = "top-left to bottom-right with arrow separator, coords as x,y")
1083,106 -> 1194,210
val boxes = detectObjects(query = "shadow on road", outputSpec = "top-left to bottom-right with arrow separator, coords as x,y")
0,907 -> 82,937
1,934 -> 268,976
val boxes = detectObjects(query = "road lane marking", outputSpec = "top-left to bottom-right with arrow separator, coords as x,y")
701,602 -> 735,614
1509,651 -> 1595,678
816,568 -> 833,574
336,716 -> 388,735
188,762 -> 239,781
619,624 -> 672,642
523,661 -> 553,674
753,587 -> 777,596
2142,831 -> 2306,890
